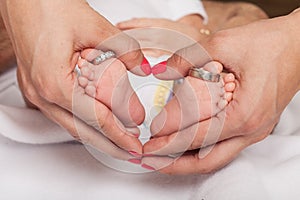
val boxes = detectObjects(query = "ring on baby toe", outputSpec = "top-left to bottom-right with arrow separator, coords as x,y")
188,67 -> 220,82
92,50 -> 116,65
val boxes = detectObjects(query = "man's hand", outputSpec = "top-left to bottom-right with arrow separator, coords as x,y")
142,10 -> 300,174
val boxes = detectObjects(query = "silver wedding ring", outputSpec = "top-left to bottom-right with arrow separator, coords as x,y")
92,50 -> 116,65
189,67 -> 220,82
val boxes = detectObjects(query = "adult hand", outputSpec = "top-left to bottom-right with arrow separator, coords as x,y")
142,10 -> 300,174
0,0 -> 149,160
116,15 -> 208,57
117,15 -> 205,42
116,1 -> 268,58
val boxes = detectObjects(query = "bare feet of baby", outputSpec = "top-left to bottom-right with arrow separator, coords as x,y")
150,61 -> 236,136
77,50 -> 235,138
77,50 -> 145,132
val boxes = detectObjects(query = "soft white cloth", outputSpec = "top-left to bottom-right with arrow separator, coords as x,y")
87,0 -> 208,24
1,67 -> 300,199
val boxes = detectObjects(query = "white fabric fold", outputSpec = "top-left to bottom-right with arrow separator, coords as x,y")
87,0 -> 208,24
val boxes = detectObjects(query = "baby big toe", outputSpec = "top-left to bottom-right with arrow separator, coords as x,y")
203,61 -> 223,74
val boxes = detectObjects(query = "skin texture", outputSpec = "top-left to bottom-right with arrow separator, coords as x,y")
142,10 -> 300,174
0,12 -> 15,73
0,0 -> 148,160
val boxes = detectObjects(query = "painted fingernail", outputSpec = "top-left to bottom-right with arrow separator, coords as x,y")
129,151 -> 142,158
152,61 -> 167,75
141,164 -> 156,171
141,58 -> 152,75
128,158 -> 141,165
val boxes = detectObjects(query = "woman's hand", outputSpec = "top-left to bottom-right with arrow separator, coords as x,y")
0,0 -> 148,160
142,10 -> 300,174
116,15 -> 208,57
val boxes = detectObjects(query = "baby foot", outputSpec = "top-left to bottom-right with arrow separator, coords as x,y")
77,50 -> 145,129
186,60 -> 236,119
150,61 -> 236,136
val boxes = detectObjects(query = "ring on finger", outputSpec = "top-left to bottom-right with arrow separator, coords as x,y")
92,50 -> 116,65
188,67 -> 220,82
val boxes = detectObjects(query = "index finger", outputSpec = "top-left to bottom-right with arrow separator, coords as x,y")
95,32 -> 151,76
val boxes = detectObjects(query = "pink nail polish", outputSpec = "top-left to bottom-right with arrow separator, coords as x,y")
128,159 -> 141,165
142,164 -> 156,171
129,151 -> 142,158
141,58 -> 152,75
152,61 -> 167,75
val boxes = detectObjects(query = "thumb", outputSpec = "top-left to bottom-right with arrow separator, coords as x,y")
77,11 -> 150,76
151,40 -> 213,80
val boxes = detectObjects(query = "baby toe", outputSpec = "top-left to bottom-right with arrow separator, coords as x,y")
203,61 -> 223,74
225,82 -> 236,92
224,73 -> 235,83
218,99 -> 228,110
78,76 -> 89,88
81,66 -> 93,78
224,92 -> 233,102
81,49 -> 100,62
85,85 -> 97,98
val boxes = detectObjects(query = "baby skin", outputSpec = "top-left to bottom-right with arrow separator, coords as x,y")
77,52 -> 236,135
77,49 -> 146,133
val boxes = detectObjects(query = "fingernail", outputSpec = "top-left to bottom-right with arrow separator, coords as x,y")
141,58 -> 152,75
141,164 -> 156,171
129,151 -> 142,158
152,61 -> 167,75
128,158 -> 141,165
